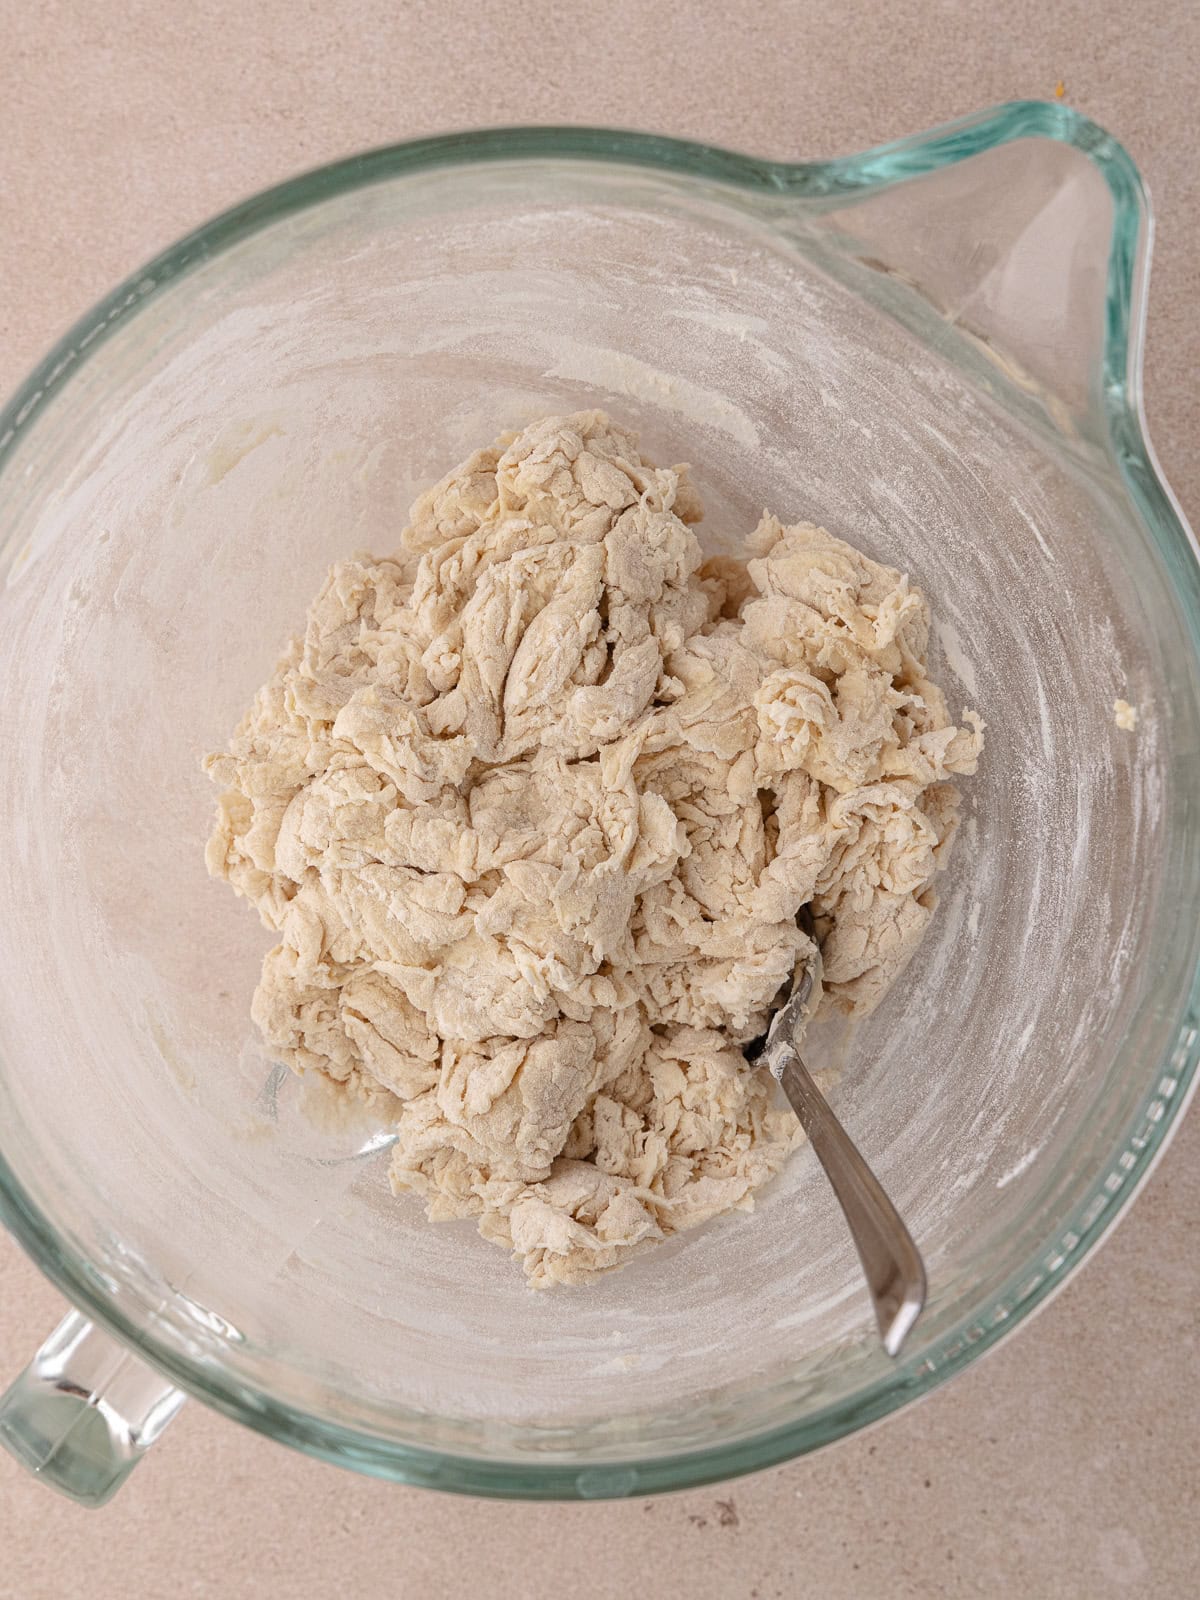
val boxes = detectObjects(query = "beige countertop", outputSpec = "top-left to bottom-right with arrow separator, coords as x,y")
1,3 -> 1197,1596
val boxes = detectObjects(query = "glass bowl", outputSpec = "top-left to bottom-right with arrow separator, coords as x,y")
0,100 -> 1197,1506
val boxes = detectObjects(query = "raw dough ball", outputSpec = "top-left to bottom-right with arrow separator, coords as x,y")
206,412 -> 983,1285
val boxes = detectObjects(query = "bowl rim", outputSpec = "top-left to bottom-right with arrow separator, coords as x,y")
1,98 -> 1198,1500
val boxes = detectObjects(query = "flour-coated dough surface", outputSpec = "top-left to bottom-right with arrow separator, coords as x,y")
206,414 -> 982,1284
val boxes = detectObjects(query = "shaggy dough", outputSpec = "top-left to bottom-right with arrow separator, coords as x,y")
206,412 -> 983,1285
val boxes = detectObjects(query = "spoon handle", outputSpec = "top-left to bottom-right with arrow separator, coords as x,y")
776,1050 -> 927,1357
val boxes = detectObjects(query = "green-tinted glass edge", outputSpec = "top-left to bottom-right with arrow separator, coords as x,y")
0,100 -> 1197,1500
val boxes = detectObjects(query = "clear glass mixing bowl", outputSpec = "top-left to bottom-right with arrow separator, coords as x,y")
0,101 -> 1197,1507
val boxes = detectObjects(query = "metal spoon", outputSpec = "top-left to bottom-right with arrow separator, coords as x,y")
746,940 -> 927,1357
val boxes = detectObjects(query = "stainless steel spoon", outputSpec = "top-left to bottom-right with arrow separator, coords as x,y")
746,943 -> 927,1357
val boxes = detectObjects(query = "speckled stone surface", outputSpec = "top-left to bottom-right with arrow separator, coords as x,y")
0,4 -> 1197,1595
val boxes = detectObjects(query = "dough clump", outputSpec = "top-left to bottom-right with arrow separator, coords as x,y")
206,413 -> 982,1284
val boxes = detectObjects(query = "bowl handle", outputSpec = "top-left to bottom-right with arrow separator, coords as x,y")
0,1310 -> 186,1507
